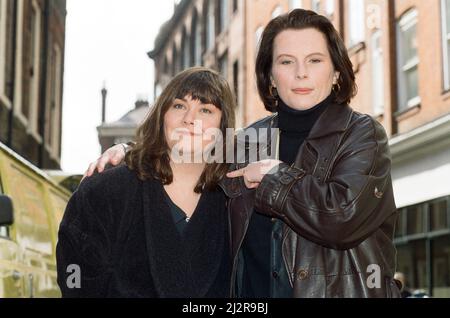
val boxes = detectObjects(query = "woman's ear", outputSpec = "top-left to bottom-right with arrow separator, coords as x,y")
270,76 -> 276,88
333,72 -> 340,85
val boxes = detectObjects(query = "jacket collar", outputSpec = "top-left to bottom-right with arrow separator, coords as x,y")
219,103 -> 353,198
141,178 -> 227,297
307,102 -> 353,139
235,102 -> 353,152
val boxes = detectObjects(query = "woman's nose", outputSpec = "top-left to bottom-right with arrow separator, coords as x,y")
183,108 -> 196,125
296,63 -> 308,79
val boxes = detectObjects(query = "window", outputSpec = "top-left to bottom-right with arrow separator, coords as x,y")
431,236 -> 450,297
395,196 -> 450,297
406,204 -> 425,236
289,0 -> 302,10
395,209 -> 406,238
430,199 -> 448,232
219,53 -> 228,78
312,0 -> 320,13
0,0 -> 7,103
28,0 -> 42,138
48,45 -> 62,159
348,0 -> 365,47
172,44 -> 177,75
207,1 -> 215,49
397,9 -> 420,111
371,30 -> 384,115
396,240 -> 428,294
1,0 -> 14,103
218,0 -> 228,33
271,5 -> 283,18
191,12 -> 202,66
233,60 -> 239,104
325,0 -> 334,16
182,29 -> 190,69
12,0 -> 26,123
163,56 -> 169,75
441,0 -> 450,90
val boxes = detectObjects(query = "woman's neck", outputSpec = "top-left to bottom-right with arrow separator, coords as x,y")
169,160 -> 205,187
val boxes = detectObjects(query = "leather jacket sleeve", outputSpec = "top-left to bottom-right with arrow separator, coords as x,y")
254,116 -> 394,250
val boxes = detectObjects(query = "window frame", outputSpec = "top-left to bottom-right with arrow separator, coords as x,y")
396,8 -> 420,112
371,29 -> 384,116
347,0 -> 366,47
441,0 -> 450,91
288,0 -> 302,10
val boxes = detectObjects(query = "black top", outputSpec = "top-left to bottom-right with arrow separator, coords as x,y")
241,94 -> 332,298
163,189 -> 191,234
56,165 -> 230,298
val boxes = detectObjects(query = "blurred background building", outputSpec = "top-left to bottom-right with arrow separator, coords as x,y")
0,0 -> 67,169
96,86 -> 149,153
141,0 -> 450,297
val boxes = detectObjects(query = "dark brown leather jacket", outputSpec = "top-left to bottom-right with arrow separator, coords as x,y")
219,102 -> 401,298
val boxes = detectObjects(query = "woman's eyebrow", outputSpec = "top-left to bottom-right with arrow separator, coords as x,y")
276,52 -> 326,59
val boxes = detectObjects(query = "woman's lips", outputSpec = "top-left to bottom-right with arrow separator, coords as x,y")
292,88 -> 313,95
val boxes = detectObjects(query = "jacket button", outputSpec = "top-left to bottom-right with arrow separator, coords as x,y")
297,269 -> 308,280
280,175 -> 293,184
272,271 -> 279,278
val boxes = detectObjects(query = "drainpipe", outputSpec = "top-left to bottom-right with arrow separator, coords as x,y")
6,0 -> 18,148
38,0 -> 50,168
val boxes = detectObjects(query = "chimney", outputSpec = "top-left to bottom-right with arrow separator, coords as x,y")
101,84 -> 107,123
135,99 -> 149,109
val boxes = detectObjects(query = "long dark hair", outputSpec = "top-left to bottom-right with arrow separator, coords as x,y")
125,67 -> 236,193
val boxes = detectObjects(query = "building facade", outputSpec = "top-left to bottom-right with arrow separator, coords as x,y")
148,0 -> 450,297
0,0 -> 66,169
97,99 -> 149,154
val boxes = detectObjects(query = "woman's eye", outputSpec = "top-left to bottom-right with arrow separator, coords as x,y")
281,60 -> 293,65
200,108 -> 212,114
173,103 -> 185,109
310,59 -> 322,63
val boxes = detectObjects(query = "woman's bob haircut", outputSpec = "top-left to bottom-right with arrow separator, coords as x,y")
256,8 -> 357,111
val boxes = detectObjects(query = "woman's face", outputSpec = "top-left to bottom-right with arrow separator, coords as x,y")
164,95 -> 222,162
271,28 -> 339,110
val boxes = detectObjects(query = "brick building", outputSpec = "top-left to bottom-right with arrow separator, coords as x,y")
147,0 -> 450,296
0,0 -> 66,169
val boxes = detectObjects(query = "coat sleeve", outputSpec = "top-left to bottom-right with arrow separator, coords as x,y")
254,116 -> 395,250
56,185 -> 112,297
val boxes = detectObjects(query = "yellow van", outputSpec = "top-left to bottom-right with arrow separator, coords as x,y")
0,141 -> 80,297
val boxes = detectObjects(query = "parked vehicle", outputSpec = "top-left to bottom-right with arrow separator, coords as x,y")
0,142 -> 80,297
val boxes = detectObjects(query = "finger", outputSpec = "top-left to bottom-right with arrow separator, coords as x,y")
244,180 -> 260,189
86,161 -> 97,177
111,152 -> 123,165
97,156 -> 110,173
226,169 -> 245,178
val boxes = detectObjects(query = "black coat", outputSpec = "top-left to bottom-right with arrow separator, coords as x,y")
56,165 -> 230,298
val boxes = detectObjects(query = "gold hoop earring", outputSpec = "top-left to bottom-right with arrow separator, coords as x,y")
270,85 -> 279,107
332,82 -> 341,93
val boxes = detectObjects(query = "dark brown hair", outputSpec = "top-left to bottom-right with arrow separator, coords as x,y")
125,67 -> 236,193
256,9 -> 357,112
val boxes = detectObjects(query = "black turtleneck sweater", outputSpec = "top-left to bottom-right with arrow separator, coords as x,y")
240,93 -> 332,298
